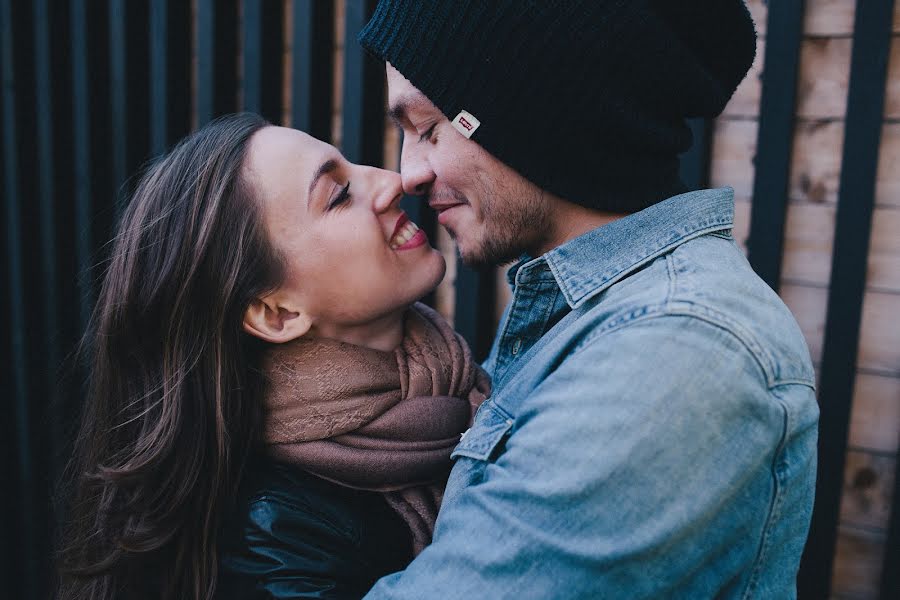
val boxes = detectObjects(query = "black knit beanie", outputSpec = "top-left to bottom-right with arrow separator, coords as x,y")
359,0 -> 757,213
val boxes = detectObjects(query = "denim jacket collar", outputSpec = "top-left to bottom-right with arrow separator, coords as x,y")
509,187 -> 735,309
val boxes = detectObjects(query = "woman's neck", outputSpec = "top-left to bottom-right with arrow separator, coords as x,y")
308,308 -> 406,352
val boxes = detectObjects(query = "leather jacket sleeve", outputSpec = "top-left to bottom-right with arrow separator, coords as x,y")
216,462 -> 412,600
219,495 -> 372,599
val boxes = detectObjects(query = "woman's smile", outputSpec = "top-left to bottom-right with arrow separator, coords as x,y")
390,213 -> 428,250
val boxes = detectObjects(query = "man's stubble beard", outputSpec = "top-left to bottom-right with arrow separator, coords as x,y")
455,186 -> 551,269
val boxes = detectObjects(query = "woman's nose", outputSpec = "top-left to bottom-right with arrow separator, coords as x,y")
370,168 -> 404,214
400,140 -> 435,196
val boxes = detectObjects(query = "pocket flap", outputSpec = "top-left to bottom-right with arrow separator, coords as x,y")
451,403 -> 514,461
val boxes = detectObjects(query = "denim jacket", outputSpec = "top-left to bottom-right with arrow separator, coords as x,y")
366,188 -> 819,599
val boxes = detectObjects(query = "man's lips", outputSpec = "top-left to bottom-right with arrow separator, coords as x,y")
430,201 -> 466,226
428,200 -> 466,213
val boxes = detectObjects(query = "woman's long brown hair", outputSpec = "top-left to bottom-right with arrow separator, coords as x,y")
56,113 -> 282,600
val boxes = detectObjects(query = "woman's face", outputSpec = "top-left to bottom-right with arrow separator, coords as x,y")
244,126 -> 446,341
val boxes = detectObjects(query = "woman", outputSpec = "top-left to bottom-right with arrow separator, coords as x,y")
57,113 -> 489,600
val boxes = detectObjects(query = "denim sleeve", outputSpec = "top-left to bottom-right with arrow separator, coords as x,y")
364,315 -> 804,600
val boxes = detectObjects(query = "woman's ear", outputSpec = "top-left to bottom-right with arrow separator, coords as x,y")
243,296 -> 312,343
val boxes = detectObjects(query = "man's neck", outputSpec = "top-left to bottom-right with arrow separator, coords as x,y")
533,201 -> 626,257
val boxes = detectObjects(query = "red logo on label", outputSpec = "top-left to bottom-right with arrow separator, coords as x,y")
458,116 -> 474,131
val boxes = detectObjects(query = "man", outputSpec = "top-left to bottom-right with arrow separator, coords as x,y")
360,1 -> 818,598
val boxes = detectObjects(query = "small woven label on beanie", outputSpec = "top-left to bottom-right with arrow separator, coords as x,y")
451,110 -> 480,138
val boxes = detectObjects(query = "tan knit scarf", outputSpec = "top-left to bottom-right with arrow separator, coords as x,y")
262,303 -> 490,554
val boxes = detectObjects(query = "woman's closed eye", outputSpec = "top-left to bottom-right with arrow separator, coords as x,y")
328,182 -> 352,210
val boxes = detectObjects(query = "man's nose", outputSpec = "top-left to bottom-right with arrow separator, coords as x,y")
399,140 -> 435,196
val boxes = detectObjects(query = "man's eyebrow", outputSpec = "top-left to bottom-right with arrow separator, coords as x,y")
308,158 -> 339,199
388,101 -> 408,128
388,93 -> 429,128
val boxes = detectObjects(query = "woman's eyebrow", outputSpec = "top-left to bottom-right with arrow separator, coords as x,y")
308,158 -> 340,199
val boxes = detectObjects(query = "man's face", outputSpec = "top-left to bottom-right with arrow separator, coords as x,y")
386,64 -> 552,267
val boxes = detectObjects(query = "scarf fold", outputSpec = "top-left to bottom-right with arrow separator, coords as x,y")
263,303 -> 490,554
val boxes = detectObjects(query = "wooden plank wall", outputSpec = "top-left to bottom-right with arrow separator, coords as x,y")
713,2 -> 899,598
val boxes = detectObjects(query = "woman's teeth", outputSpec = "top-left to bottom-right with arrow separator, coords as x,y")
390,221 -> 420,249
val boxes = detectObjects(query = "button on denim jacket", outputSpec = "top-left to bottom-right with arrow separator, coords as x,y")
366,188 -> 819,600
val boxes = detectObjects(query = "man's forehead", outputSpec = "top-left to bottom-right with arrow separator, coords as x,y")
386,63 -> 440,121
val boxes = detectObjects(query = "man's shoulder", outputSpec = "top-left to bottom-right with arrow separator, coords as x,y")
566,233 -> 815,388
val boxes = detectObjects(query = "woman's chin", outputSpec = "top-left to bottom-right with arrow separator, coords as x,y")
419,252 -> 447,300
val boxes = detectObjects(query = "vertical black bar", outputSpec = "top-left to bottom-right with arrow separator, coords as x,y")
150,0 -> 168,155
32,5 -> 62,569
678,118 -> 712,190
292,0 -> 333,140
107,0 -> 149,226
262,1 -> 284,124
166,0 -> 192,144
747,1 -> 804,292
880,457 -> 900,600
197,0 -> 238,127
219,0 -> 240,119
33,0 -> 59,409
454,265 -> 496,362
196,0 -> 215,126
241,0 -> 284,123
1,1 -> 35,597
71,0 -> 93,330
152,0 -> 191,149
48,0 -> 80,485
0,27 -> 11,591
243,0 -> 263,114
342,0 -> 384,166
797,1 -> 896,598
108,0 -> 127,215
0,94 -> 8,599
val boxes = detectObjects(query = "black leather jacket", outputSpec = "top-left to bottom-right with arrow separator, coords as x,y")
216,459 -> 413,599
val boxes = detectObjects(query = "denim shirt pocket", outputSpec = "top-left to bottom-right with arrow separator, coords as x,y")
451,402 -> 514,462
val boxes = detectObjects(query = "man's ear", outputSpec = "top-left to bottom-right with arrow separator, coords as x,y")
242,296 -> 312,343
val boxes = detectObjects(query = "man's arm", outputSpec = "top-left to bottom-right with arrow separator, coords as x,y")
365,315 -> 812,599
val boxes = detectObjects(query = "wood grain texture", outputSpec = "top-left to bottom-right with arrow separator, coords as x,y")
720,38 -> 763,118
831,524 -> 887,599
840,450 -> 897,530
711,119 -> 900,208
710,118 -> 758,202
776,204 -> 900,293
723,37 -> 853,119
779,285 -> 900,375
727,36 -> 900,121
849,374 -> 900,454
746,0 -> 900,37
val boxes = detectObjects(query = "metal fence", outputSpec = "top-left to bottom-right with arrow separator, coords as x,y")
1,1 -> 897,599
